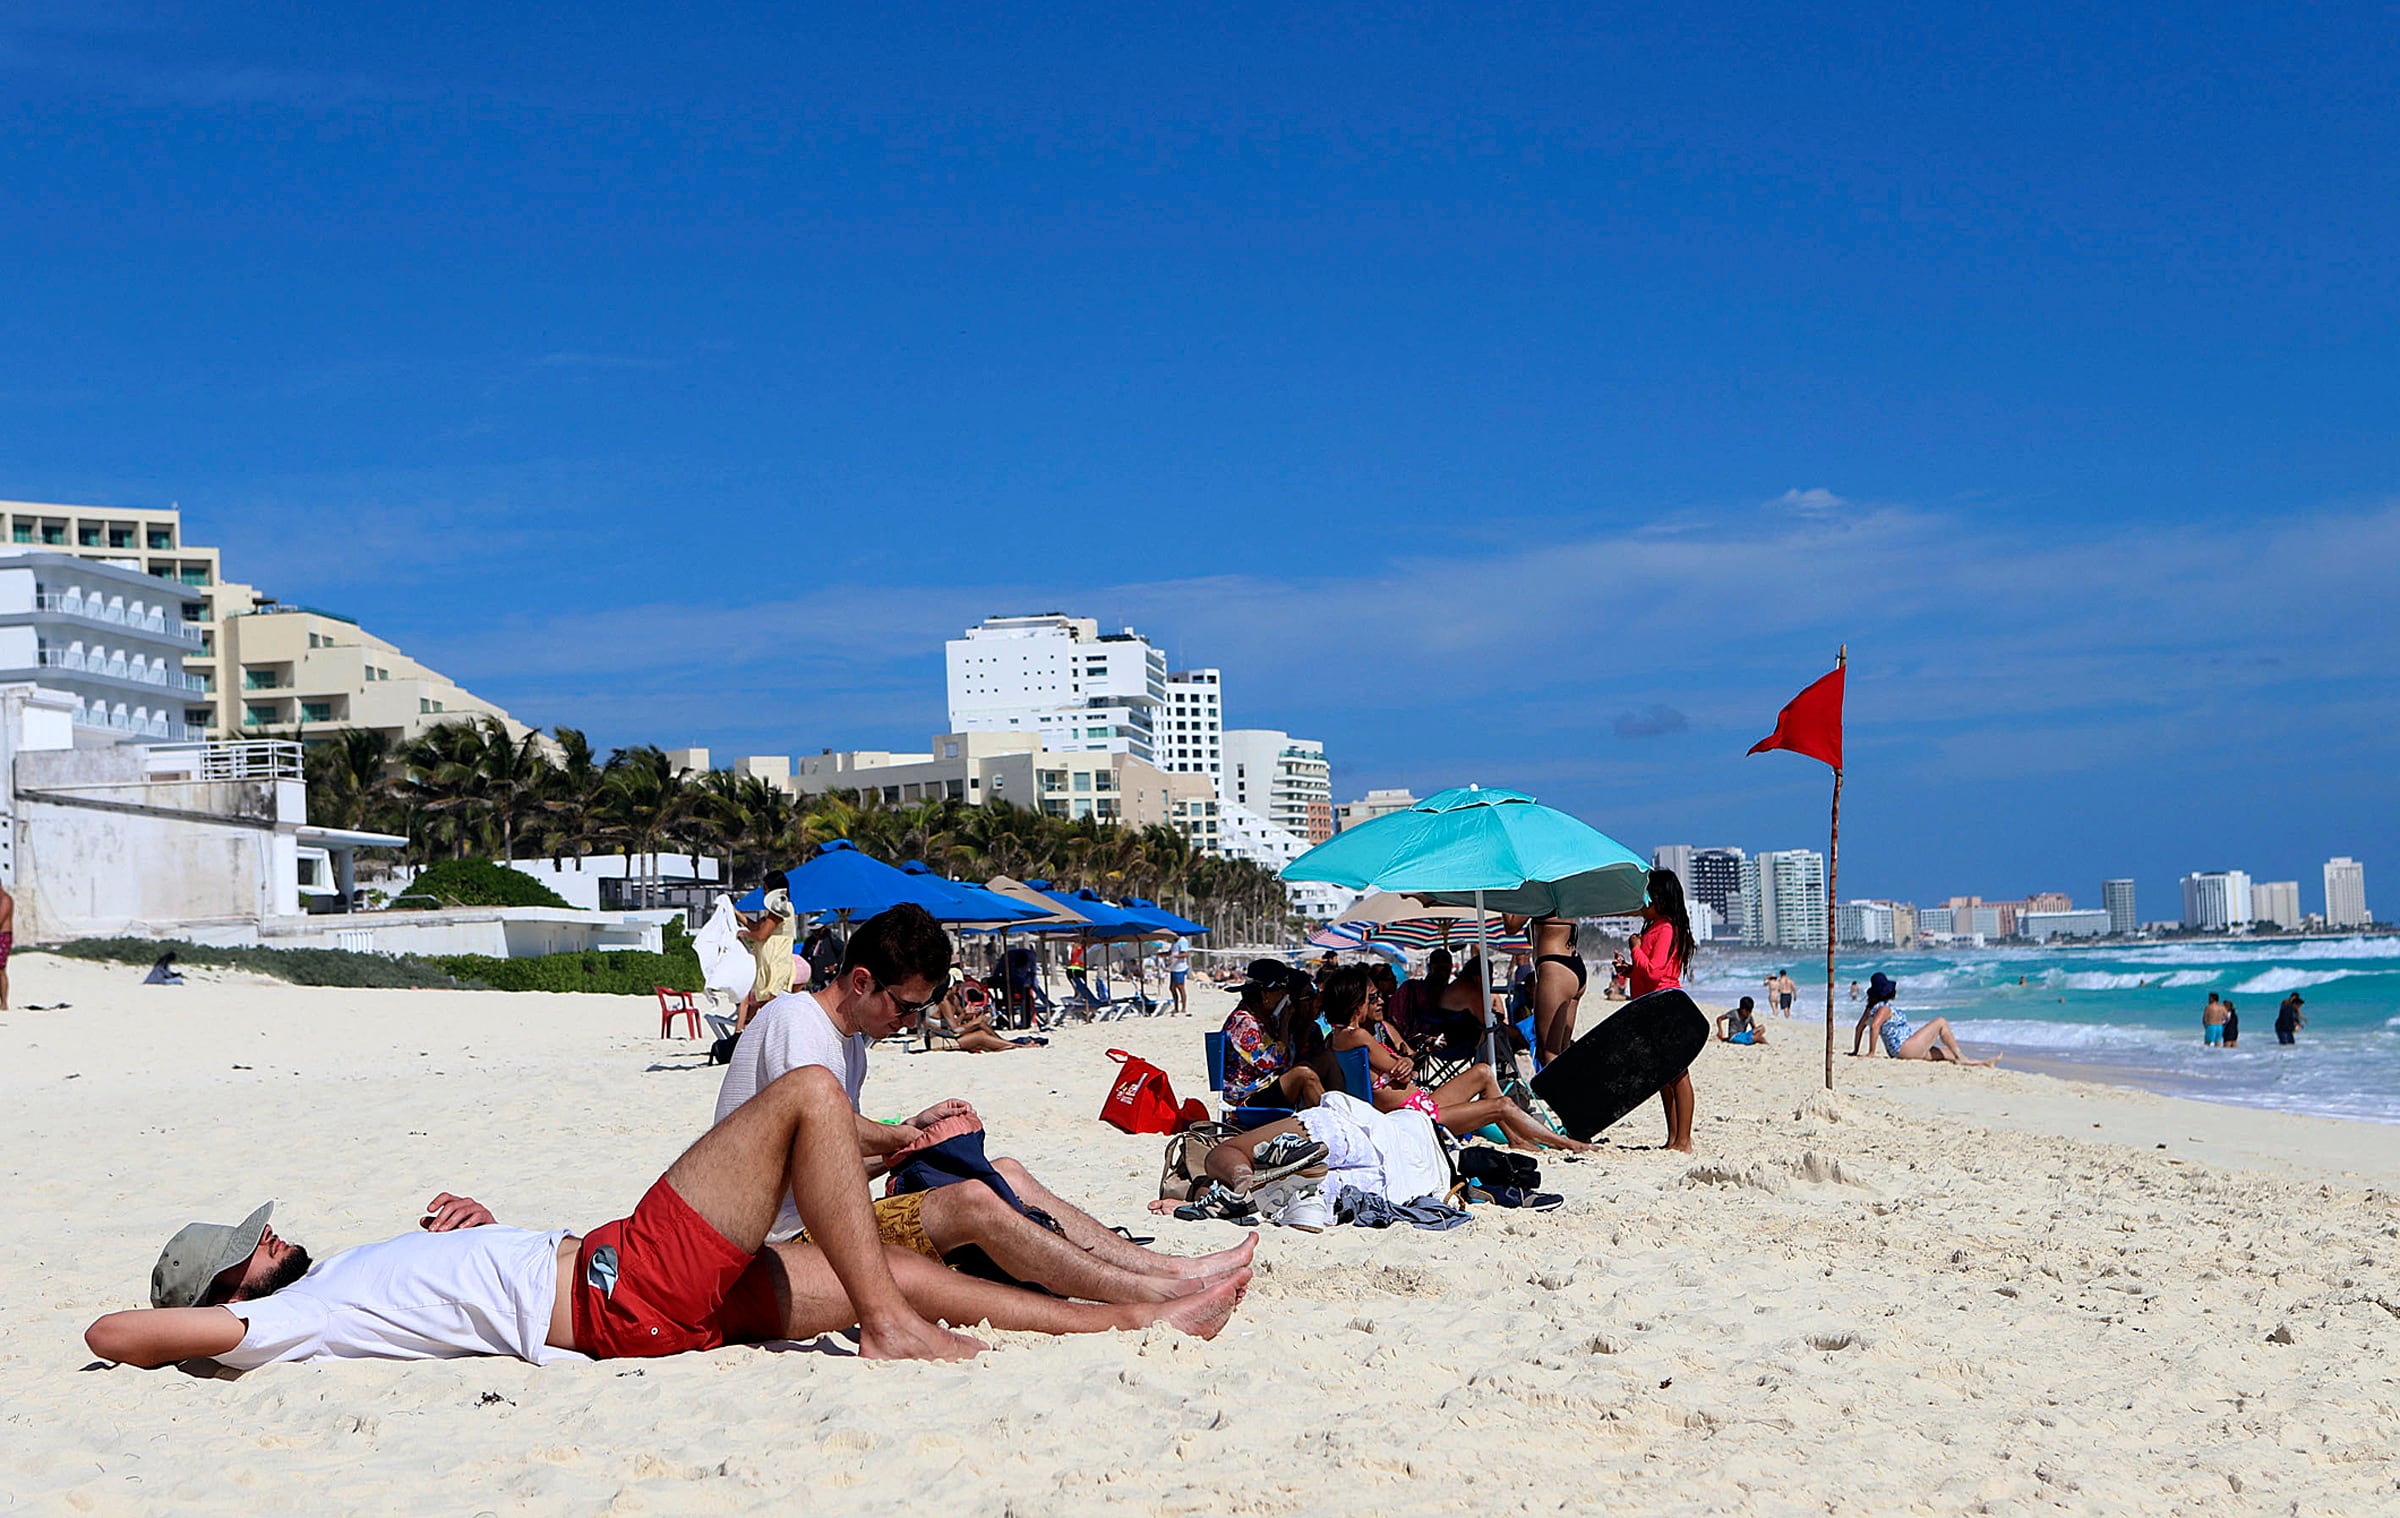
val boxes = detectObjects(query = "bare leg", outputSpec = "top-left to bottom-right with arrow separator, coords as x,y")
1440,1094 -> 1593,1152
1204,1118 -> 1312,1192
915,1183 -> 1208,1304
760,1243 -> 1248,1342
993,1158 -> 1255,1279
953,1030 -> 1034,1053
1907,1019 -> 1999,1067
1658,1071 -> 1694,1152
661,1066 -> 980,1361
1534,962 -> 1581,1065
1271,1067 -> 1325,1108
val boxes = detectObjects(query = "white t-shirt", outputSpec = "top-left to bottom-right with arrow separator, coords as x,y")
714,990 -> 872,1237
218,1226 -> 582,1368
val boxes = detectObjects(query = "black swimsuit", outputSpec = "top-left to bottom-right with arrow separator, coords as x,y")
1534,920 -> 1585,991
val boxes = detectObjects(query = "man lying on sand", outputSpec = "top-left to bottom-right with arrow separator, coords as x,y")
718,904 -> 1256,1306
85,1065 -> 1246,1373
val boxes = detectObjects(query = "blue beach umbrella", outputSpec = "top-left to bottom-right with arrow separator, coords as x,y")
740,841 -> 1045,925
897,860 -> 1052,926
1282,785 -> 1649,1059
1114,896 -> 1209,938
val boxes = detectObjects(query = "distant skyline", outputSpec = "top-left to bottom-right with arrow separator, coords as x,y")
2,5 -> 2392,906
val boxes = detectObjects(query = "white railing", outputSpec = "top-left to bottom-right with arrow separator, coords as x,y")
141,740 -> 304,780
36,648 -> 208,692
32,590 -> 203,644
73,710 -> 206,742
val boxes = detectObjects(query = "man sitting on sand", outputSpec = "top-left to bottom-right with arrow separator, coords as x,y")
719,904 -> 1256,1307
1717,996 -> 1767,1045
84,1066 -> 1247,1372
1850,972 -> 1998,1066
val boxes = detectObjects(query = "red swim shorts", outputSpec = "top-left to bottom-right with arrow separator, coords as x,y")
572,1179 -> 782,1359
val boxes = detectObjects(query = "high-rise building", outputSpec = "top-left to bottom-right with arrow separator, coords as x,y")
0,551 -> 207,741
1687,847 -> 1747,937
2248,880 -> 2301,931
2021,909 -> 2112,941
945,614 -> 1165,762
2180,870 -> 2253,932
1835,899 -> 1896,945
2324,856 -> 2370,928
1891,901 -> 1919,948
2103,879 -> 2137,936
1221,729 -> 1332,843
1161,669 -> 1223,788
1651,844 -> 1694,886
1,499 -> 524,742
1754,849 -> 1827,950
1334,789 -> 1418,831
2022,891 -> 2073,914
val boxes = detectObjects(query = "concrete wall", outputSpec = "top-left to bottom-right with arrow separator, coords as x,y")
247,907 -> 664,957
499,854 -> 722,911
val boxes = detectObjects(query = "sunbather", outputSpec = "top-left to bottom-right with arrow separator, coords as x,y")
921,974 -> 1044,1054
1321,965 -> 1591,1153
1850,972 -> 1998,1066
721,905 -> 1256,1306
85,1066 -> 1247,1372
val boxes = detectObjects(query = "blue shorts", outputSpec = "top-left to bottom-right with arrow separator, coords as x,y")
2204,1024 -> 2223,1046
1730,1029 -> 1755,1045
1171,971 -> 1187,986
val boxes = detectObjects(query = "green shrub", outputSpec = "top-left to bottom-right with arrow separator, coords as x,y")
431,947 -> 701,995
49,938 -> 473,989
399,860 -> 572,910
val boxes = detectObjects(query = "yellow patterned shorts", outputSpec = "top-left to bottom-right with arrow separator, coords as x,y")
797,1191 -> 941,1259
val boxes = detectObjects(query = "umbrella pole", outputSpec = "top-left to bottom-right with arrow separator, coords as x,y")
1475,888 -> 1497,1069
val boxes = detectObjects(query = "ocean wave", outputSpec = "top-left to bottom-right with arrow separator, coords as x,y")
1949,1019 -> 2156,1051
2228,967 -> 2364,995
2116,936 -> 2400,967
2160,969 -> 2220,989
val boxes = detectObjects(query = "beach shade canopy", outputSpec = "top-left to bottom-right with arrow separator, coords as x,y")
1367,918 -> 1533,953
896,860 -> 1055,926
738,841 -> 1047,924
1282,785 -> 1649,918
1307,922 -> 1410,964
1115,896 -> 1208,937
1333,892 -> 1483,926
961,875 -> 1092,933
1024,882 -> 1163,940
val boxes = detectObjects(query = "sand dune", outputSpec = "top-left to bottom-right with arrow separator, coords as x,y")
4,954 -> 2395,1515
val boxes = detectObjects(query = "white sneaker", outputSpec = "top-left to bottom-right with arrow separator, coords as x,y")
1268,1182 -> 1334,1233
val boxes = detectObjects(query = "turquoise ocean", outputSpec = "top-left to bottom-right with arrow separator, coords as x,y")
1687,936 -> 2400,1126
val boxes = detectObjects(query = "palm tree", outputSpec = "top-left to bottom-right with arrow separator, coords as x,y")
303,727 -> 399,833
597,745 -> 702,908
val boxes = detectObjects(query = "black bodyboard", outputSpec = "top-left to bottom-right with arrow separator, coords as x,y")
1529,988 -> 1710,1140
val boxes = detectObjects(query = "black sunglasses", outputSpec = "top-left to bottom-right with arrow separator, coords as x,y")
874,979 -> 943,1018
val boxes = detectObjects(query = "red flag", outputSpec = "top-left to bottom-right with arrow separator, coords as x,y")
1748,665 -> 1844,770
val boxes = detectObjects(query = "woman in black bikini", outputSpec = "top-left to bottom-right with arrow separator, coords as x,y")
1509,914 -> 1587,1066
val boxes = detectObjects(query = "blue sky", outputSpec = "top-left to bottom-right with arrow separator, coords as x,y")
2,3 -> 2394,912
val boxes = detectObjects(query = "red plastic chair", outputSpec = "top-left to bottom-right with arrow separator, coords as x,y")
656,986 -> 701,1039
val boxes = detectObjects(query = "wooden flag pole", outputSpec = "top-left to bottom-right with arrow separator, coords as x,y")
1823,645 -> 1846,1092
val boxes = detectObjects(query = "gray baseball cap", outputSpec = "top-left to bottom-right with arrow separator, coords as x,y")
151,1202 -> 273,1309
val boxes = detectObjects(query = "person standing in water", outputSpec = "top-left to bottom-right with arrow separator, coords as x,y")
2275,993 -> 2306,1046
2202,992 -> 2228,1047
1626,868 -> 1699,1152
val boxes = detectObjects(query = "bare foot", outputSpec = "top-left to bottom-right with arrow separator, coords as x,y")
1149,1270 -> 1249,1340
1166,1234 -> 1258,1278
857,1314 -> 985,1362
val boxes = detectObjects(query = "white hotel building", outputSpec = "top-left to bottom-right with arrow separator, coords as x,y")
945,614 -> 1165,762
2180,870 -> 2253,932
2324,856 -> 2370,928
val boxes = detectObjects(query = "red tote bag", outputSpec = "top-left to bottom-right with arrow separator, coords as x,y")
1099,1049 -> 1205,1135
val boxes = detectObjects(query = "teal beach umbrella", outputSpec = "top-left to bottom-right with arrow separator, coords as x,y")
1281,785 -> 1650,1060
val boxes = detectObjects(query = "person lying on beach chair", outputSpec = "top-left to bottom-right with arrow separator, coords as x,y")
1849,973 -> 1997,1066
84,1066 -> 1249,1373
719,905 -> 1258,1308
920,973 -> 1047,1054
1717,996 -> 1767,1045
1319,965 -> 1590,1154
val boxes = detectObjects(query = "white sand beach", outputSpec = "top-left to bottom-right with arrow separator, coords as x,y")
5,956 -> 2397,1516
